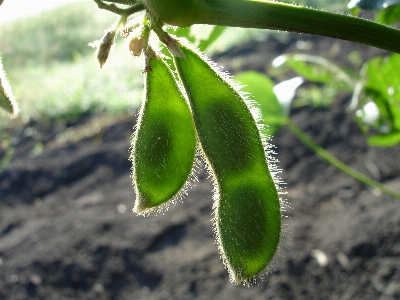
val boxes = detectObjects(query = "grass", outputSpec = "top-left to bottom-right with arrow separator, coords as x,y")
0,1 -> 143,128
5,45 -> 143,124
0,1 -> 116,69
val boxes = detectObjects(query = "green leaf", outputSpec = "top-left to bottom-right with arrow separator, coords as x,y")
234,71 -> 287,136
167,27 -> 195,44
368,132 -> 400,147
167,25 -> 226,52
285,59 -> 333,83
0,57 -> 18,116
295,84 -> 337,109
197,25 -> 226,51
348,0 -> 400,10
375,4 -> 400,24
364,54 -> 400,132
273,54 -> 355,92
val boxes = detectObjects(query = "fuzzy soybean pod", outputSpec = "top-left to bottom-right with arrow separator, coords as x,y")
174,45 -> 281,284
0,57 -> 18,116
131,51 -> 197,214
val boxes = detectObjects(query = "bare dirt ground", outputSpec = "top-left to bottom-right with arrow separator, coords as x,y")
1,34 -> 400,300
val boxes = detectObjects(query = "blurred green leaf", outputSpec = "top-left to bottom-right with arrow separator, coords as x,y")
375,4 -> 400,24
368,132 -> 400,147
197,26 -> 226,51
235,71 -> 287,136
364,54 -> 400,132
273,54 -> 356,92
281,58 -> 333,83
167,27 -> 195,44
295,84 -> 337,108
348,0 -> 400,10
167,25 -> 226,52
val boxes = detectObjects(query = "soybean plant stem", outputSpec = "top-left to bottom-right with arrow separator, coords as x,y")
286,120 -> 400,200
93,0 -> 144,16
102,0 -> 138,4
197,0 -> 400,54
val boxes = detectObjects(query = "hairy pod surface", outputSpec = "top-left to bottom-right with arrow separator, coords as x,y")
174,45 -> 281,284
131,53 -> 197,214
0,57 -> 18,116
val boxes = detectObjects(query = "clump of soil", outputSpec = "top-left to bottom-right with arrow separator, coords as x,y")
1,33 -> 400,300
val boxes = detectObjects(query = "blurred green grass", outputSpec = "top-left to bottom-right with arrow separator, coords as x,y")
0,1 -> 116,69
290,0 -> 347,10
0,1 -> 143,127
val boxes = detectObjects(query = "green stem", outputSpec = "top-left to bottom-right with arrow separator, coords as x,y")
283,54 -> 357,90
93,0 -> 144,16
286,119 -> 400,199
146,0 -> 400,54
210,0 -> 400,54
103,0 -> 138,4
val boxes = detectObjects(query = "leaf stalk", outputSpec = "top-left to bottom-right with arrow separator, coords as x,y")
286,119 -> 400,199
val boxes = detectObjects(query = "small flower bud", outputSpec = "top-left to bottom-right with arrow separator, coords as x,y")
89,30 -> 116,68
129,35 -> 147,57
127,25 -> 150,57
97,30 -> 116,68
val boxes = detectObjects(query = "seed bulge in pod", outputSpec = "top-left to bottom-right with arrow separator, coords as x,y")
132,51 -> 197,214
174,44 -> 281,284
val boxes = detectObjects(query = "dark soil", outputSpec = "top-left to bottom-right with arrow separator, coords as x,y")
1,33 -> 400,300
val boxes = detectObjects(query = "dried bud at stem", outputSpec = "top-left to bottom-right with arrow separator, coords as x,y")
89,30 -> 116,68
162,34 -> 184,58
128,25 -> 150,57
97,30 -> 116,68
147,15 -> 184,57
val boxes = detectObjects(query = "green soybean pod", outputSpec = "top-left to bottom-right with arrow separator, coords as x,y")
0,56 -> 18,116
131,50 -> 197,214
174,45 -> 281,284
